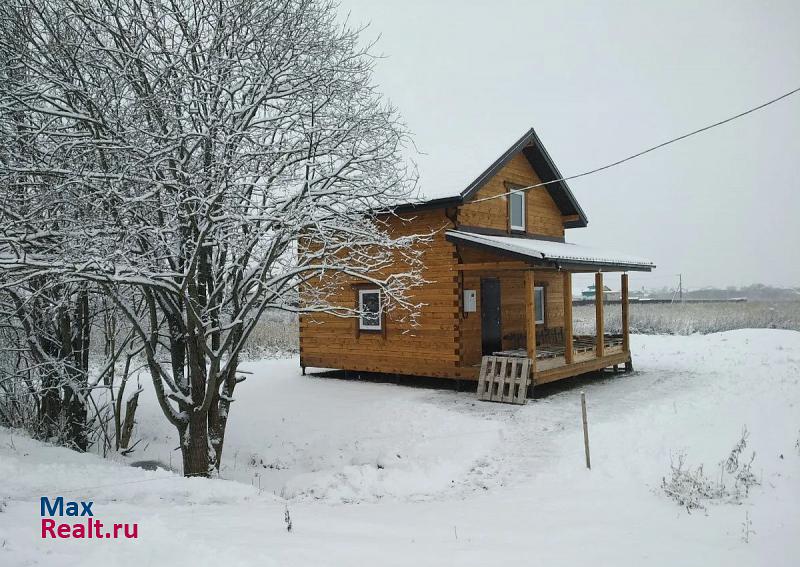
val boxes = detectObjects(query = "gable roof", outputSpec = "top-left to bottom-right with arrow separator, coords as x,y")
395,128 -> 589,228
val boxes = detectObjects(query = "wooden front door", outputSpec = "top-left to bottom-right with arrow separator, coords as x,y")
480,277 -> 502,355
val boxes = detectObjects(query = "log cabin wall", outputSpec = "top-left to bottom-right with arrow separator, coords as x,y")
457,153 -> 565,239
457,244 -> 565,368
299,209 -> 462,378
301,149 -> 573,379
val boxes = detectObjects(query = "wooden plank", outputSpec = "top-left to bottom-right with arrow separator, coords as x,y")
476,355 -> 530,404
595,272 -> 604,358
457,154 -> 565,238
563,271 -> 574,364
515,358 -> 531,403
477,356 -> 490,399
524,270 -> 537,374
494,357 -> 508,401
456,261 -> 529,272
301,359 -> 460,379
502,359 -> 517,403
535,351 -> 631,384
621,273 -> 630,353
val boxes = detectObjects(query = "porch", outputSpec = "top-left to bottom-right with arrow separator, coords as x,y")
492,333 -> 630,384
446,230 -> 655,388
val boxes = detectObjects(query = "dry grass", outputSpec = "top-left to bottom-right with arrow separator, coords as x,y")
573,301 -> 800,335
241,310 -> 299,358
240,301 -> 800,355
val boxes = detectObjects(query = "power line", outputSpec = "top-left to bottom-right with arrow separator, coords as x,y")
470,85 -> 800,205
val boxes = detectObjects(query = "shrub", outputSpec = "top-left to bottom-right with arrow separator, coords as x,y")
573,301 -> 800,336
662,427 -> 759,513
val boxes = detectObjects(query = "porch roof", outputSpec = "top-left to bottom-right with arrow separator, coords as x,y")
445,230 -> 656,271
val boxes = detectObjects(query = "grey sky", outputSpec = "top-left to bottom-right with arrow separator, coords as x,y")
337,0 -> 800,291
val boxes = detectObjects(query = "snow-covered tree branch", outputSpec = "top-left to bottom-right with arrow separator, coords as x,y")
0,0 -> 425,475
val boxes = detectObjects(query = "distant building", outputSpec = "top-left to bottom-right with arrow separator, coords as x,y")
581,285 -> 621,301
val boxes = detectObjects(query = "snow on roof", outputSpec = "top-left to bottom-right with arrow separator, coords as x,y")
445,230 -> 655,271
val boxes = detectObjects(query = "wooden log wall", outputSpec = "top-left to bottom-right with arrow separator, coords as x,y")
457,153 -> 566,238
457,247 -> 565,368
301,147 -> 578,380
299,209 -> 461,378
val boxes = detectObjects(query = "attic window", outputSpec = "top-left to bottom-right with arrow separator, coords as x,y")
358,289 -> 382,331
509,188 -> 525,231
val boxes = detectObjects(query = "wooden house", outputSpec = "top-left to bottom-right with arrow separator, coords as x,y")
299,129 -> 654,396
582,285 -> 621,301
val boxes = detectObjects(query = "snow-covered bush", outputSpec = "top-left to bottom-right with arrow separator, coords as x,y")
662,427 -> 760,513
661,453 -> 726,512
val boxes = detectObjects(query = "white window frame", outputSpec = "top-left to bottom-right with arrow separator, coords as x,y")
509,189 -> 526,231
358,288 -> 382,331
534,286 -> 545,325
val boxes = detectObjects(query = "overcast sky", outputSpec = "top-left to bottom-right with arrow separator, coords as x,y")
337,0 -> 800,291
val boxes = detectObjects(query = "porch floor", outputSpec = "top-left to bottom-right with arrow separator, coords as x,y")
493,335 -> 623,360
487,335 -> 628,382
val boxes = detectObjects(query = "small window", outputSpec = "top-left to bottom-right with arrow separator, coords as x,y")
358,289 -> 382,331
534,286 -> 545,324
509,189 -> 525,231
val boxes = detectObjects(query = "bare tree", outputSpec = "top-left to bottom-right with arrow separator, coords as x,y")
0,0 -> 424,476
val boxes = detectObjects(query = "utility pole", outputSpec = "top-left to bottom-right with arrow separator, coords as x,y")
678,273 -> 683,303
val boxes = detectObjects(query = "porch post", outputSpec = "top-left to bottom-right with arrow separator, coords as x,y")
562,271 -> 574,364
595,272 -> 604,358
524,270 -> 537,370
621,273 -> 630,353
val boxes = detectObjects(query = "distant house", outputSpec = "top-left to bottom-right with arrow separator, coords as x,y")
300,129 -> 655,394
581,285 -> 621,301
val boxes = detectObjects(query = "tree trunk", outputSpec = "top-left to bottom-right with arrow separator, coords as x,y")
208,360 -> 239,471
180,412 -> 210,477
39,371 -> 62,439
118,390 -> 140,450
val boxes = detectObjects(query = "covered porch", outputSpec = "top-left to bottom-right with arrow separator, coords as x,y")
446,230 -> 655,387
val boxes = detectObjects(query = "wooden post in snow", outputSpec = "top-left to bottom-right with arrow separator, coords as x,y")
581,392 -> 591,470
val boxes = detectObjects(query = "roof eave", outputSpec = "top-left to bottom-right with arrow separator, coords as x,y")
445,231 -> 654,272
522,129 -> 589,228
564,218 -> 588,229
382,196 -> 463,214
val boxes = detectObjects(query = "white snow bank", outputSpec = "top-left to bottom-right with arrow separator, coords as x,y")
132,359 -> 508,502
1,329 -> 798,566
0,429 -> 264,508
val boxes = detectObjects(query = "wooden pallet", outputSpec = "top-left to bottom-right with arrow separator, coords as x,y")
476,356 -> 531,405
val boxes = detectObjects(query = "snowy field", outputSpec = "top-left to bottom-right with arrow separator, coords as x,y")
1,329 -> 799,566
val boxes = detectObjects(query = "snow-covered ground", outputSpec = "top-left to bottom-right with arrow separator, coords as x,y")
1,329 -> 799,566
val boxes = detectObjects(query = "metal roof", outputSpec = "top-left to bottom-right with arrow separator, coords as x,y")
445,230 -> 655,272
